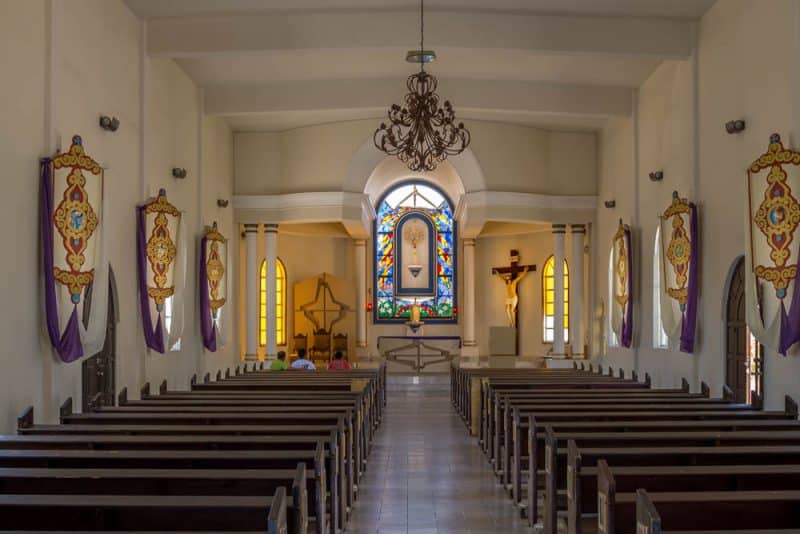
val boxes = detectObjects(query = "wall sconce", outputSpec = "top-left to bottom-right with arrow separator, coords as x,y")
99,115 -> 120,132
725,119 -> 746,134
172,167 -> 187,179
217,199 -> 229,208
604,200 -> 616,209
648,170 -> 664,182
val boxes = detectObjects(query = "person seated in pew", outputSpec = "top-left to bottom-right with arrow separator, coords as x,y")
269,350 -> 289,371
291,348 -> 316,370
327,351 -> 351,371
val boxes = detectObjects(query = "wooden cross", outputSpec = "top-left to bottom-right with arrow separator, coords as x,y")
491,250 -> 537,349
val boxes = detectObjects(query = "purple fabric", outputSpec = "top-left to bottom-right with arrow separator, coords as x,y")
779,237 -> 800,354
136,205 -> 165,353
40,158 -> 84,363
680,203 -> 699,353
620,226 -> 634,348
199,235 -> 217,352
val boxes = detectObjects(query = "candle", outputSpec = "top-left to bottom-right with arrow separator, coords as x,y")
411,304 -> 421,323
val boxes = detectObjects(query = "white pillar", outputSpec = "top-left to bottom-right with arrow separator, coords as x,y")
462,238 -> 477,350
264,224 -> 279,358
553,224 -> 566,356
354,239 -> 367,350
570,224 -> 586,357
244,224 -> 259,360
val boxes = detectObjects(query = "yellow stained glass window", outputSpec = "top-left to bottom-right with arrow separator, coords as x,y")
543,255 -> 569,343
259,258 -> 286,347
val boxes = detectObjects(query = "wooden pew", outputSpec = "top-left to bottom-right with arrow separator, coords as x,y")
0,490 -> 291,532
0,464 -> 311,534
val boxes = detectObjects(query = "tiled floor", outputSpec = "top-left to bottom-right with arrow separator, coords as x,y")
347,374 -> 536,533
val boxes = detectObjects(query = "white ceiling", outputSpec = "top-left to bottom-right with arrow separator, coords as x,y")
125,0 -> 716,20
124,0 -> 716,132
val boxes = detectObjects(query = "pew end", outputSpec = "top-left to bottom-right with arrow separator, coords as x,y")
589,363 -> 594,373
597,364 -> 603,375
786,395 -> 798,418
159,379 -> 168,395
225,368 -> 231,379
573,362 -> 578,370
631,370 -> 638,383
292,462 -> 309,534
607,367 -> 613,377
544,425 -> 558,534
701,381 -> 710,398
190,374 -> 197,386
59,397 -> 73,421
636,489 -> 661,534
268,485 -> 288,534
203,372 -> 210,384
681,377 -> 690,393
618,368 -> 624,379
235,365 -> 241,376
597,460 -> 616,534
644,372 -> 652,387
17,406 -> 33,430
216,370 -> 222,381
567,439 -> 583,534
751,389 -> 763,410
117,387 -> 128,406
722,384 -> 734,401
140,382 -> 151,398
528,414 -> 538,527
579,362 -> 585,371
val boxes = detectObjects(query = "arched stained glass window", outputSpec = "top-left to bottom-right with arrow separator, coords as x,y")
374,182 -> 456,322
259,258 -> 286,346
543,255 -> 569,343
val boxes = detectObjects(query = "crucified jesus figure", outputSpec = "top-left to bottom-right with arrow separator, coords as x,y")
493,265 -> 530,328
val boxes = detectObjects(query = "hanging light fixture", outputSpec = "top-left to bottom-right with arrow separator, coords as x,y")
374,0 -> 470,172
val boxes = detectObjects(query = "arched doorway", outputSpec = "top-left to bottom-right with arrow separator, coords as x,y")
725,257 -> 764,405
82,267 -> 118,410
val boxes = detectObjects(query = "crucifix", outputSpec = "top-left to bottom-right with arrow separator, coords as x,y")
491,250 -> 536,333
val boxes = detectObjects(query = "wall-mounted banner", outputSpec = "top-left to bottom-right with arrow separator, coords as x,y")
659,191 -> 699,353
199,222 -> 227,352
40,135 -> 109,363
136,189 -> 185,353
611,219 -> 634,348
746,134 -> 800,355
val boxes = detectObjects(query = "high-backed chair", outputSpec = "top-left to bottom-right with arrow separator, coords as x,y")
292,333 -> 308,357
332,333 -> 348,360
310,328 -> 331,362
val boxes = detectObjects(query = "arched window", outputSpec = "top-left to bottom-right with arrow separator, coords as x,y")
607,248 -> 619,348
653,226 -> 669,349
542,255 -> 569,343
374,181 -> 456,322
259,258 -> 286,347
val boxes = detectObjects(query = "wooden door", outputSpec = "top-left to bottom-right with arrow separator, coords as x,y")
725,257 -> 748,403
82,268 -> 118,411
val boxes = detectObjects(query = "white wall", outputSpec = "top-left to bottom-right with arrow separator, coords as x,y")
234,121 -> 597,196
596,0 -> 800,409
0,0 -> 236,432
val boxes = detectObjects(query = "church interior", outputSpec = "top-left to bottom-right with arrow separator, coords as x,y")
3,0 -> 800,532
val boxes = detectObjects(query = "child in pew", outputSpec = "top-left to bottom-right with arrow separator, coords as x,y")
327,351 -> 352,370
269,350 -> 289,371
290,348 -> 317,370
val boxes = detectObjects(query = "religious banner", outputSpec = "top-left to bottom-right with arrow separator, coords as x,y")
746,133 -> 800,355
136,189 -> 185,353
40,135 -> 109,362
658,191 -> 699,353
611,220 -> 634,348
199,222 -> 227,352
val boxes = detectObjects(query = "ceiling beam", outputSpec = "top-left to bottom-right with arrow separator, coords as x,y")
205,78 -> 632,118
148,10 -> 695,60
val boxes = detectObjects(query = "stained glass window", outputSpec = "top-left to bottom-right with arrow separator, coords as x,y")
543,255 -> 569,343
259,258 -> 286,346
374,182 -> 456,322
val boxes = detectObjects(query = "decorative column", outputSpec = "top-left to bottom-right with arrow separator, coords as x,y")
354,239 -> 367,351
462,238 -> 477,352
570,224 -> 586,357
244,224 -> 259,360
264,224 -> 279,358
552,224 -> 566,356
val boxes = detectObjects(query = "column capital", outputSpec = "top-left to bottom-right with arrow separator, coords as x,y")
264,223 -> 279,233
243,223 -> 258,233
570,224 -> 586,234
552,223 -> 567,234
353,239 -> 367,247
463,238 -> 477,247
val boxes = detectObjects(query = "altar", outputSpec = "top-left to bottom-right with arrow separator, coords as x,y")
377,336 -> 462,372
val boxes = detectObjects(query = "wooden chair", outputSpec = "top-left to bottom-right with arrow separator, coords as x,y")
311,328 -> 331,362
292,333 -> 308,359
332,333 -> 348,360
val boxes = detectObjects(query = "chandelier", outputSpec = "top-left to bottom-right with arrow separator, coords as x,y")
373,0 -> 470,172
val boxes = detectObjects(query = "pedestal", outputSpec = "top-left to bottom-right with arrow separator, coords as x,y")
489,326 -> 517,355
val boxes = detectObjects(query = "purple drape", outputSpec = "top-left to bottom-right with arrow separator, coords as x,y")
680,203 -> 699,353
199,235 -> 217,352
40,158 -> 84,363
136,205 -> 165,353
620,226 -> 634,348
779,239 -> 800,354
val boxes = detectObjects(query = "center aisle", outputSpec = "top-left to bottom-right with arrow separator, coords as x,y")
348,374 -> 535,533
